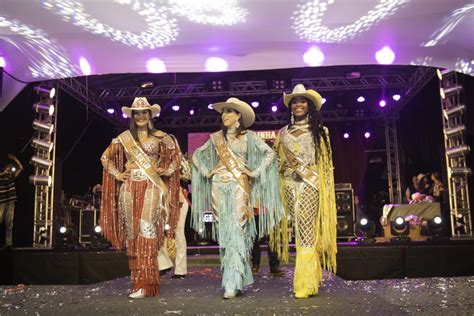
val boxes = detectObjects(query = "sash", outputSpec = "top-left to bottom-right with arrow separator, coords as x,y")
281,127 -> 319,190
118,130 -> 168,195
210,132 -> 251,198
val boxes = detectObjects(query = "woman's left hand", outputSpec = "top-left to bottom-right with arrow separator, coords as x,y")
156,167 -> 170,176
237,167 -> 254,178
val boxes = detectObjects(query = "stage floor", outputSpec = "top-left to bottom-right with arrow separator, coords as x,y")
1,267 -> 473,315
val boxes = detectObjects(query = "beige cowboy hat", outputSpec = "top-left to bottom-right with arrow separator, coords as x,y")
121,97 -> 161,118
212,97 -> 255,128
283,84 -> 323,111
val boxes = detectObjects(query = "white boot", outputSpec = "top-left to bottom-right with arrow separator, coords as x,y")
128,288 -> 145,299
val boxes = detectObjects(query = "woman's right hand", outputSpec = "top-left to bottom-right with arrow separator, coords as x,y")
207,168 -> 219,178
116,170 -> 131,182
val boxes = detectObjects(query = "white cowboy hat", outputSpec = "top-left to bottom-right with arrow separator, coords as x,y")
212,97 -> 255,128
283,84 -> 323,111
121,97 -> 161,118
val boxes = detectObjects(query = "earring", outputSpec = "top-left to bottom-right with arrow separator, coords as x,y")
290,113 -> 294,125
148,121 -> 154,130
235,120 -> 240,128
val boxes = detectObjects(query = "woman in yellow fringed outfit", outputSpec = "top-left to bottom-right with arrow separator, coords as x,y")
273,84 -> 337,299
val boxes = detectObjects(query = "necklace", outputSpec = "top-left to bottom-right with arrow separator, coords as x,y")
294,117 -> 309,125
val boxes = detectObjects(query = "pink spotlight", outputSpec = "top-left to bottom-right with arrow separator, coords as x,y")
303,46 -> 325,66
189,109 -> 195,115
343,133 -> 350,139
0,56 -> 6,68
357,96 -> 365,103
392,94 -> 401,101
379,100 -> 387,107
122,113 -> 128,119
364,132 -> 371,139
375,46 -> 396,65
107,108 -> 115,114
172,105 -> 180,111
271,105 -> 278,112
79,57 -> 92,75
205,57 -> 228,72
146,58 -> 166,73
251,101 -> 259,108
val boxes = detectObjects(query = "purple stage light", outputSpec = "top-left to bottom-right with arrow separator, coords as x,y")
205,57 -> 228,72
189,109 -> 195,115
79,57 -> 92,75
379,100 -> 387,107
146,58 -> 166,73
357,96 -> 365,103
208,103 -> 213,110
343,133 -> 350,139
172,105 -> 180,111
364,132 -> 371,139
303,46 -> 325,66
375,46 -> 395,65
392,94 -> 401,101
251,101 -> 259,108
271,105 -> 278,112
122,113 -> 127,119
107,108 -> 115,114
322,98 -> 327,105
0,56 -> 6,68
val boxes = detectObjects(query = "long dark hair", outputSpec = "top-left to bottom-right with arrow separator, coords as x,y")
288,97 -> 329,158
221,109 -> 245,140
129,109 -> 155,141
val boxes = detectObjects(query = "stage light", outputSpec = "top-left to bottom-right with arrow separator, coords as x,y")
11,167 -> 16,172
390,216 -> 410,240
427,216 -> 445,238
146,58 -> 167,73
379,100 -> 387,107
444,105 -> 465,118
444,125 -> 466,137
32,138 -> 53,153
32,102 -> 55,116
273,80 -> 285,89
94,225 -> 102,234
172,105 -> 180,111
189,109 -> 195,115
164,224 -> 171,231
205,57 -> 228,72
356,217 -> 376,243
303,46 -> 325,66
343,133 -> 349,139
375,46 -> 396,65
450,167 -> 472,177
433,216 -> 442,225
30,156 -> 53,169
107,108 -> 115,114
357,96 -> 365,103
446,145 -> 470,158
0,56 -> 5,68
271,105 -> 278,113
33,120 -> 54,134
322,98 -> 327,105
140,81 -> 154,89
122,113 -> 128,119
251,101 -> 259,108
392,94 -> 401,101
208,103 -> 213,109
79,57 -> 92,76
29,175 -> 52,186
59,226 -> 67,234
364,132 -> 371,139
360,218 -> 368,226
34,86 -> 56,99
345,72 -> 361,79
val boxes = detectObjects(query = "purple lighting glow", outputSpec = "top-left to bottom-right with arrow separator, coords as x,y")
303,46 -> 325,66
322,98 -> 327,105
357,96 -> 365,103
79,57 -> 92,75
251,101 -> 259,108
208,104 -> 213,110
392,94 -> 401,101
343,133 -> 350,139
189,109 -> 195,115
271,105 -> 278,112
172,105 -> 180,111
364,132 -> 371,139
375,46 -> 396,65
122,113 -> 128,119
107,108 -> 115,114
205,57 -> 228,72
146,58 -> 166,73
0,56 -> 6,68
379,100 -> 387,107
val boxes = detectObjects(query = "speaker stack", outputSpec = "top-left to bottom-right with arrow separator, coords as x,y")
335,183 -> 355,240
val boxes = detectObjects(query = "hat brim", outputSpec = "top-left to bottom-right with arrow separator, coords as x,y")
121,104 -> 161,118
283,90 -> 323,111
213,101 -> 255,128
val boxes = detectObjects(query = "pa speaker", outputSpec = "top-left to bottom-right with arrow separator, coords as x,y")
335,186 -> 355,239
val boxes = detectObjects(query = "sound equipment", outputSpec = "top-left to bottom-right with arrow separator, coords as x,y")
79,207 -> 97,244
335,184 -> 355,239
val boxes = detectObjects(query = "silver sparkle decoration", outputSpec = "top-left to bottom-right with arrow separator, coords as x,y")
454,57 -> 474,76
169,0 -> 247,26
0,15 -> 78,78
43,0 -> 179,49
291,0 -> 408,43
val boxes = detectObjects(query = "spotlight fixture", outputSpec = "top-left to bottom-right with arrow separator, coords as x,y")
427,216 -> 444,238
32,138 -> 53,152
140,81 -> 154,88
345,71 -> 361,79
34,86 -> 56,99
30,156 -> 53,169
94,225 -> 102,234
357,96 -> 365,103
211,80 -> 223,90
273,80 -> 285,89
271,105 -> 278,113
355,217 -> 376,243
379,100 -> 387,107
208,103 -> 213,110
59,226 -> 68,234
364,132 -> 371,139
32,102 -> 55,116
32,120 -> 54,134
343,133 -> 349,139
189,109 -> 195,115
390,216 -> 411,241
251,101 -> 259,108
322,98 -> 327,105
107,108 -> 115,114
392,94 -> 401,101
122,113 -> 128,119
29,175 -> 52,186
172,105 -> 180,111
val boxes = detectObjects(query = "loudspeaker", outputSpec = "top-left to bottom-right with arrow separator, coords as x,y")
79,208 -> 97,244
335,186 -> 355,239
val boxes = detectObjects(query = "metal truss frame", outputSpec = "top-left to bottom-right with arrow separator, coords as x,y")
384,118 -> 402,204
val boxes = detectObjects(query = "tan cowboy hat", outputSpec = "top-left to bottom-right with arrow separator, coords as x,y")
212,97 -> 255,128
283,84 -> 323,111
121,97 -> 161,118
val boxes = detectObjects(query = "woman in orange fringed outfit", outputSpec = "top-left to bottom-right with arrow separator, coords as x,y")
100,97 -> 181,298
